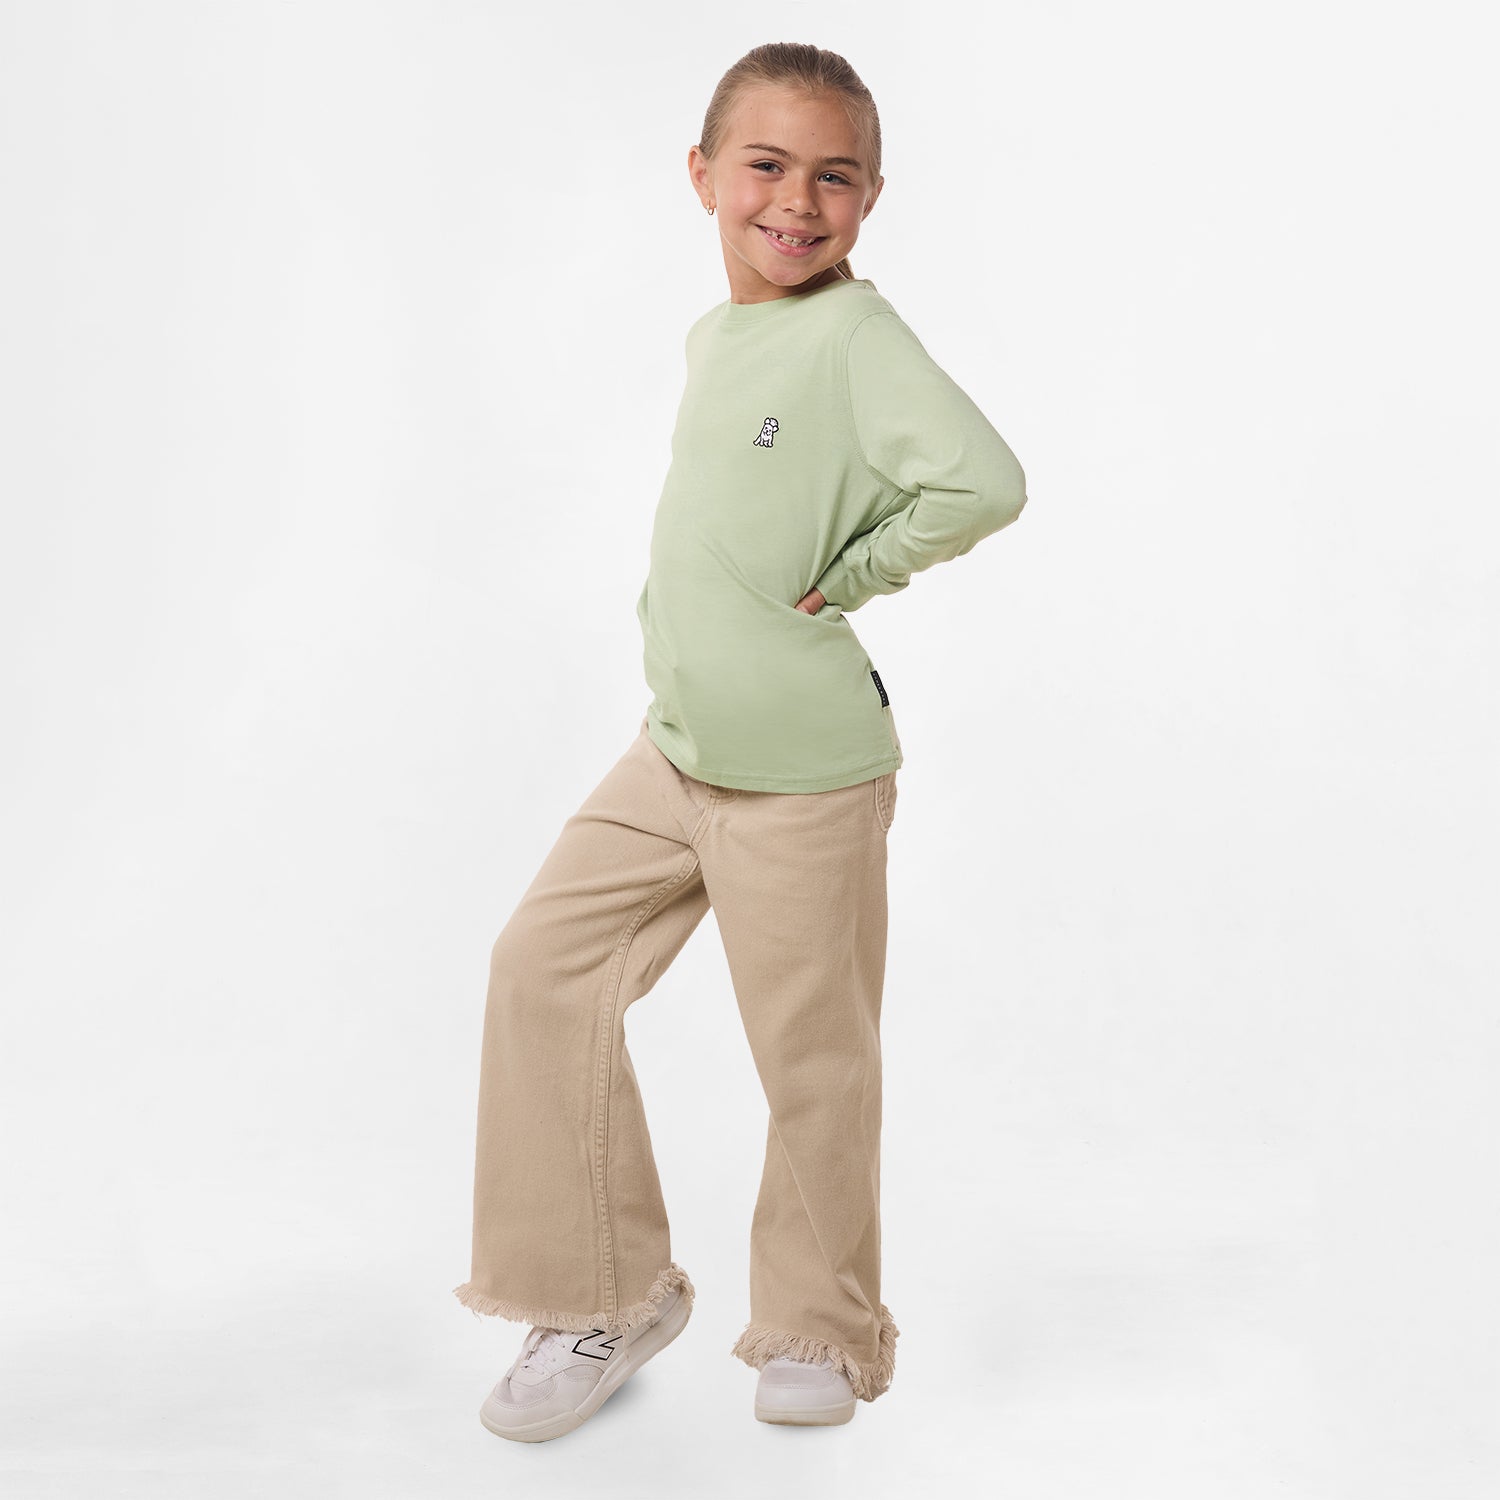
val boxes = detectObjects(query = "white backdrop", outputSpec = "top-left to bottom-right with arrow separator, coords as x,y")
2,2 -> 1495,1496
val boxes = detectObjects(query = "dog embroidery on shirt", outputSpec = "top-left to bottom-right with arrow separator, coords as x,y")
752,416 -> 779,448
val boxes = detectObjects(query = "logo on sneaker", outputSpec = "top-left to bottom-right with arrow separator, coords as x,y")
569,1328 -> 620,1362
753,416 -> 779,448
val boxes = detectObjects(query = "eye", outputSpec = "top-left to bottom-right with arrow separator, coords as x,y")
748,161 -> 851,186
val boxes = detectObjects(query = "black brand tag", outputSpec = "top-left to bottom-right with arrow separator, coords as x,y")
870,669 -> 889,707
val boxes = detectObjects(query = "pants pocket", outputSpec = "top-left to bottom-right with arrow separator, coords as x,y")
874,770 -> 898,833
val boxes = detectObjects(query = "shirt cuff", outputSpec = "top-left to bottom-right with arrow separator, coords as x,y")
813,556 -> 862,611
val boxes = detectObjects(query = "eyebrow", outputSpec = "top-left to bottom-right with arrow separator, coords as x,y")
739,142 -> 864,172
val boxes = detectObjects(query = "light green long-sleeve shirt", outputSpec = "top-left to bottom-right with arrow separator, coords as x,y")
636,277 -> 1026,793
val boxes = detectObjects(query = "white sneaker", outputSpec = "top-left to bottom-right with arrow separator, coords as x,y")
479,1286 -> 691,1443
754,1355 -> 857,1426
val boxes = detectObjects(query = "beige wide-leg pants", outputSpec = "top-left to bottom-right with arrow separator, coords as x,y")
453,713 -> 900,1402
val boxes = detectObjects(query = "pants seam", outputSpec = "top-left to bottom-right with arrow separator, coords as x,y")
593,843 -> 702,1317
685,790 -> 716,848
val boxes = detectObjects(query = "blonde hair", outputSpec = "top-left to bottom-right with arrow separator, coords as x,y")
698,42 -> 882,283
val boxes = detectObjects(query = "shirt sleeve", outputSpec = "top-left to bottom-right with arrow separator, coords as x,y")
812,311 -> 1027,613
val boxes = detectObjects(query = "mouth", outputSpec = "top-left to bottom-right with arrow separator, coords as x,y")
757,225 -> 826,257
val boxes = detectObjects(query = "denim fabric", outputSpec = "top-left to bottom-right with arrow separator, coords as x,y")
454,713 -> 900,1401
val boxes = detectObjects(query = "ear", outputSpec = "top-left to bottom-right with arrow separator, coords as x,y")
862,175 -> 885,220
687,144 -> 712,201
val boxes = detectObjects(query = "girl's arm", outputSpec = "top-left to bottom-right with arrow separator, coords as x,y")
812,311 -> 1027,614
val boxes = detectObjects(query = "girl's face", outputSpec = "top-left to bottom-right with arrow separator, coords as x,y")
689,84 -> 884,304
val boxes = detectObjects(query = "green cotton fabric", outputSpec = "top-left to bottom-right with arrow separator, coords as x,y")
636,277 -> 1027,793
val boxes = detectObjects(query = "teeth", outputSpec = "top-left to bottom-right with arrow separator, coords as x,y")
768,229 -> 817,246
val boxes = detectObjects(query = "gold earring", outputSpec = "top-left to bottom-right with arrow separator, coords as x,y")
706,203 -> 715,216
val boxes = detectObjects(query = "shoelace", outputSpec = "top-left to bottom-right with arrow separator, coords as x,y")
516,1326 -> 580,1377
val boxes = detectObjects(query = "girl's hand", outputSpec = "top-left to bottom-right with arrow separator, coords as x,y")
794,587 -> 826,615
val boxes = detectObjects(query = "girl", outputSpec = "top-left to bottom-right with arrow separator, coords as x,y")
453,41 -> 1027,1442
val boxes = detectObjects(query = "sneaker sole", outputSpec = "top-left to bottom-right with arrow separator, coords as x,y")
479,1288 -> 692,1443
755,1395 -> 857,1426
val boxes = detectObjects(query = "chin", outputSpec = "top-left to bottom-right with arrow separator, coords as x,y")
769,258 -> 832,280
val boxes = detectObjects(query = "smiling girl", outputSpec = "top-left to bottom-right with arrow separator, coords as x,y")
455,41 -> 1028,1442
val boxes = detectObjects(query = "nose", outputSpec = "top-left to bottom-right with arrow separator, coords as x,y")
776,174 -> 818,215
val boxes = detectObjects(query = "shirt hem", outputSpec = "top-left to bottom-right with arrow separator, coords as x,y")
652,741 -> 903,794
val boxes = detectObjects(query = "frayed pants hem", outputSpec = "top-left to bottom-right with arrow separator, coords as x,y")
729,1301 -> 899,1402
451,1260 -> 694,1337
